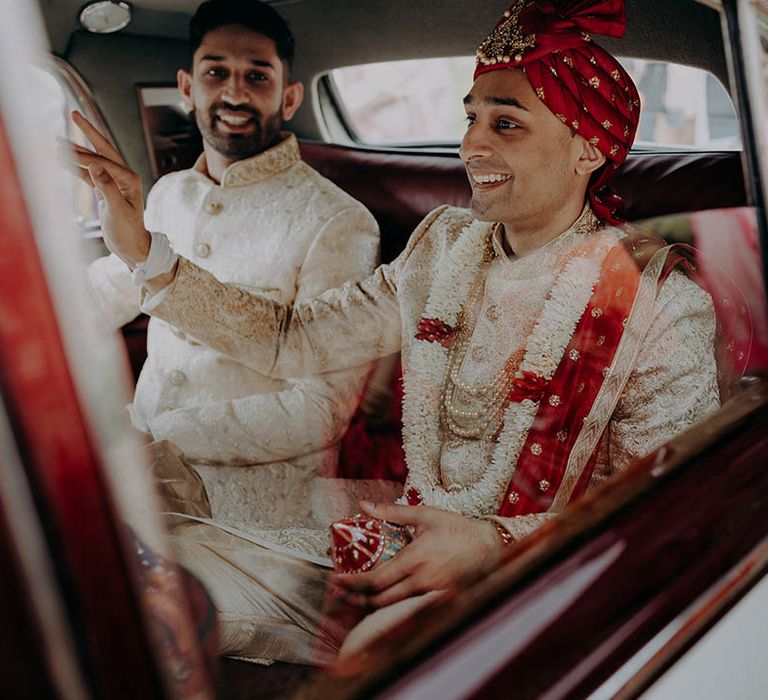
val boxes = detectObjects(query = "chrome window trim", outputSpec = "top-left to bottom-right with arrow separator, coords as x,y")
45,54 -> 121,155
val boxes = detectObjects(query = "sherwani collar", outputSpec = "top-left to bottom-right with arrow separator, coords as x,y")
192,132 -> 301,188
489,203 -> 598,260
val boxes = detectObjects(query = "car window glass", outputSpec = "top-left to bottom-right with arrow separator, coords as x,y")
37,60 -> 116,254
330,57 -> 741,149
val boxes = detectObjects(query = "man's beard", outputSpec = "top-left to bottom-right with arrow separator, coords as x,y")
194,102 -> 282,159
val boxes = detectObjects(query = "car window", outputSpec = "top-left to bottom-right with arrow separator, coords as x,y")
330,57 -> 741,149
38,58 -> 118,249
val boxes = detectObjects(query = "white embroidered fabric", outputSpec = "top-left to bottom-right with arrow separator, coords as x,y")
87,133 -> 379,485
438,226 -> 591,492
151,206 -> 721,537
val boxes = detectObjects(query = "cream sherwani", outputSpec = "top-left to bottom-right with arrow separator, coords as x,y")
87,134 -> 388,536
146,205 -> 720,663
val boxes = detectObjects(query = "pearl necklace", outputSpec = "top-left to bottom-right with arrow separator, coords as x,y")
400,208 -> 611,516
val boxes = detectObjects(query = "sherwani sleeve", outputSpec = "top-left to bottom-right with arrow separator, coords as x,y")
493,271 -> 721,543
145,206 -> 382,463
85,180 -> 165,330
86,252 -> 142,330
146,206 -> 444,378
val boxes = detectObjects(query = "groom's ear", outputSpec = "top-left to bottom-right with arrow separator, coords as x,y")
574,135 -> 607,176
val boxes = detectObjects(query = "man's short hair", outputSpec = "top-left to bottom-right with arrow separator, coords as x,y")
189,0 -> 296,70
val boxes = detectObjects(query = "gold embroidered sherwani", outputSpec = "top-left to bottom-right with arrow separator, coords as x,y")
146,204 -> 720,663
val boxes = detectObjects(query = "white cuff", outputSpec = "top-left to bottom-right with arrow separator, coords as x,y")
131,231 -> 178,287
140,284 -> 173,313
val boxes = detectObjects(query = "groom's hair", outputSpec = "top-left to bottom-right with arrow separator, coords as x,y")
189,0 -> 296,71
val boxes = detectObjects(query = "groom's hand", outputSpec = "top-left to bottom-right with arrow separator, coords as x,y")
68,111 -> 151,269
331,501 -> 503,610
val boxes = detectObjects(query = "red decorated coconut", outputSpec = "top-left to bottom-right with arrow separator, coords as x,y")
330,515 -> 413,573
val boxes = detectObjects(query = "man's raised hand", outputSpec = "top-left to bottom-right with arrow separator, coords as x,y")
69,111 -> 150,268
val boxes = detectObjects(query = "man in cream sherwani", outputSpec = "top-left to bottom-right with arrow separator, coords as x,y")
87,0 -> 383,535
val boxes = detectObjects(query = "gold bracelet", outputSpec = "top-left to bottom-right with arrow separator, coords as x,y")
493,521 -> 515,546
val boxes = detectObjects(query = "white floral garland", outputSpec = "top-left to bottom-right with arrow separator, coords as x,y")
400,217 -> 613,516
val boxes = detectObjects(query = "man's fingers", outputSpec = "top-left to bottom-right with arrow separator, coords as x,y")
89,164 -> 129,210
340,571 -> 435,610
366,576 -> 423,609
58,136 -> 93,156
89,163 -> 112,188
72,111 -> 124,164
74,151 -> 140,202
360,500 -> 429,527
334,542 -> 420,594
61,156 -> 96,187
339,591 -> 371,609
59,135 -> 120,171
55,141 -> 96,187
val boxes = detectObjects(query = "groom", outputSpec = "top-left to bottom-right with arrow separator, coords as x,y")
72,0 -> 719,662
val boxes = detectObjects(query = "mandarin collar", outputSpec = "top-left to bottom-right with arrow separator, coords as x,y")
489,204 -> 599,260
192,132 -> 301,188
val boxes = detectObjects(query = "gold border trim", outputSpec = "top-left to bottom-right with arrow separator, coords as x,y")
221,132 -> 301,188
549,246 -> 671,511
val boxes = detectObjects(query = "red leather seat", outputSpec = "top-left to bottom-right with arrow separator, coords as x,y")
299,142 -> 746,262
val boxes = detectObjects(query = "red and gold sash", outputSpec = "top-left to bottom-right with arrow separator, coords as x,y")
499,239 -> 671,517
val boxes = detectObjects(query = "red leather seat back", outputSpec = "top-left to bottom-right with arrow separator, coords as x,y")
299,142 -> 746,263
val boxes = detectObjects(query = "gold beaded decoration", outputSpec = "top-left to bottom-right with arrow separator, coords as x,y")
476,1 -> 536,67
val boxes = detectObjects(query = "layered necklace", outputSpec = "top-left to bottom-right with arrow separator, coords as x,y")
400,207 -> 610,515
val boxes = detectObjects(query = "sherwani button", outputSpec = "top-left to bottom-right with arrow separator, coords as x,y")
168,370 -> 186,386
196,243 -> 211,258
204,200 -> 223,215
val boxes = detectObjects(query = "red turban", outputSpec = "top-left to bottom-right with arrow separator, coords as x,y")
474,1 -> 640,224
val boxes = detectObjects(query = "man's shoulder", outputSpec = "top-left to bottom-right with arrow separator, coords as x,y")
414,205 -> 478,243
396,205 -> 478,265
424,204 -> 476,229
294,160 -> 375,220
146,168 -> 197,200
657,268 -> 714,319
428,205 -> 475,230
152,167 -> 198,186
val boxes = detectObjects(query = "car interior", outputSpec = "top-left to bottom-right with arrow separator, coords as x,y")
8,0 -> 768,697
43,0 -> 764,445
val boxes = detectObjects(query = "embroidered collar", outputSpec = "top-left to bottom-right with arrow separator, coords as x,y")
193,132 -> 301,188
490,203 -> 599,259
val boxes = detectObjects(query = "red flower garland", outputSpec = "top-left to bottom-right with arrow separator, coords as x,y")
509,371 -> 548,403
415,317 -> 454,348
406,487 -> 423,505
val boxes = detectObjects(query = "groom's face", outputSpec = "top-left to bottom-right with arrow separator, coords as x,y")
459,69 -> 591,231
